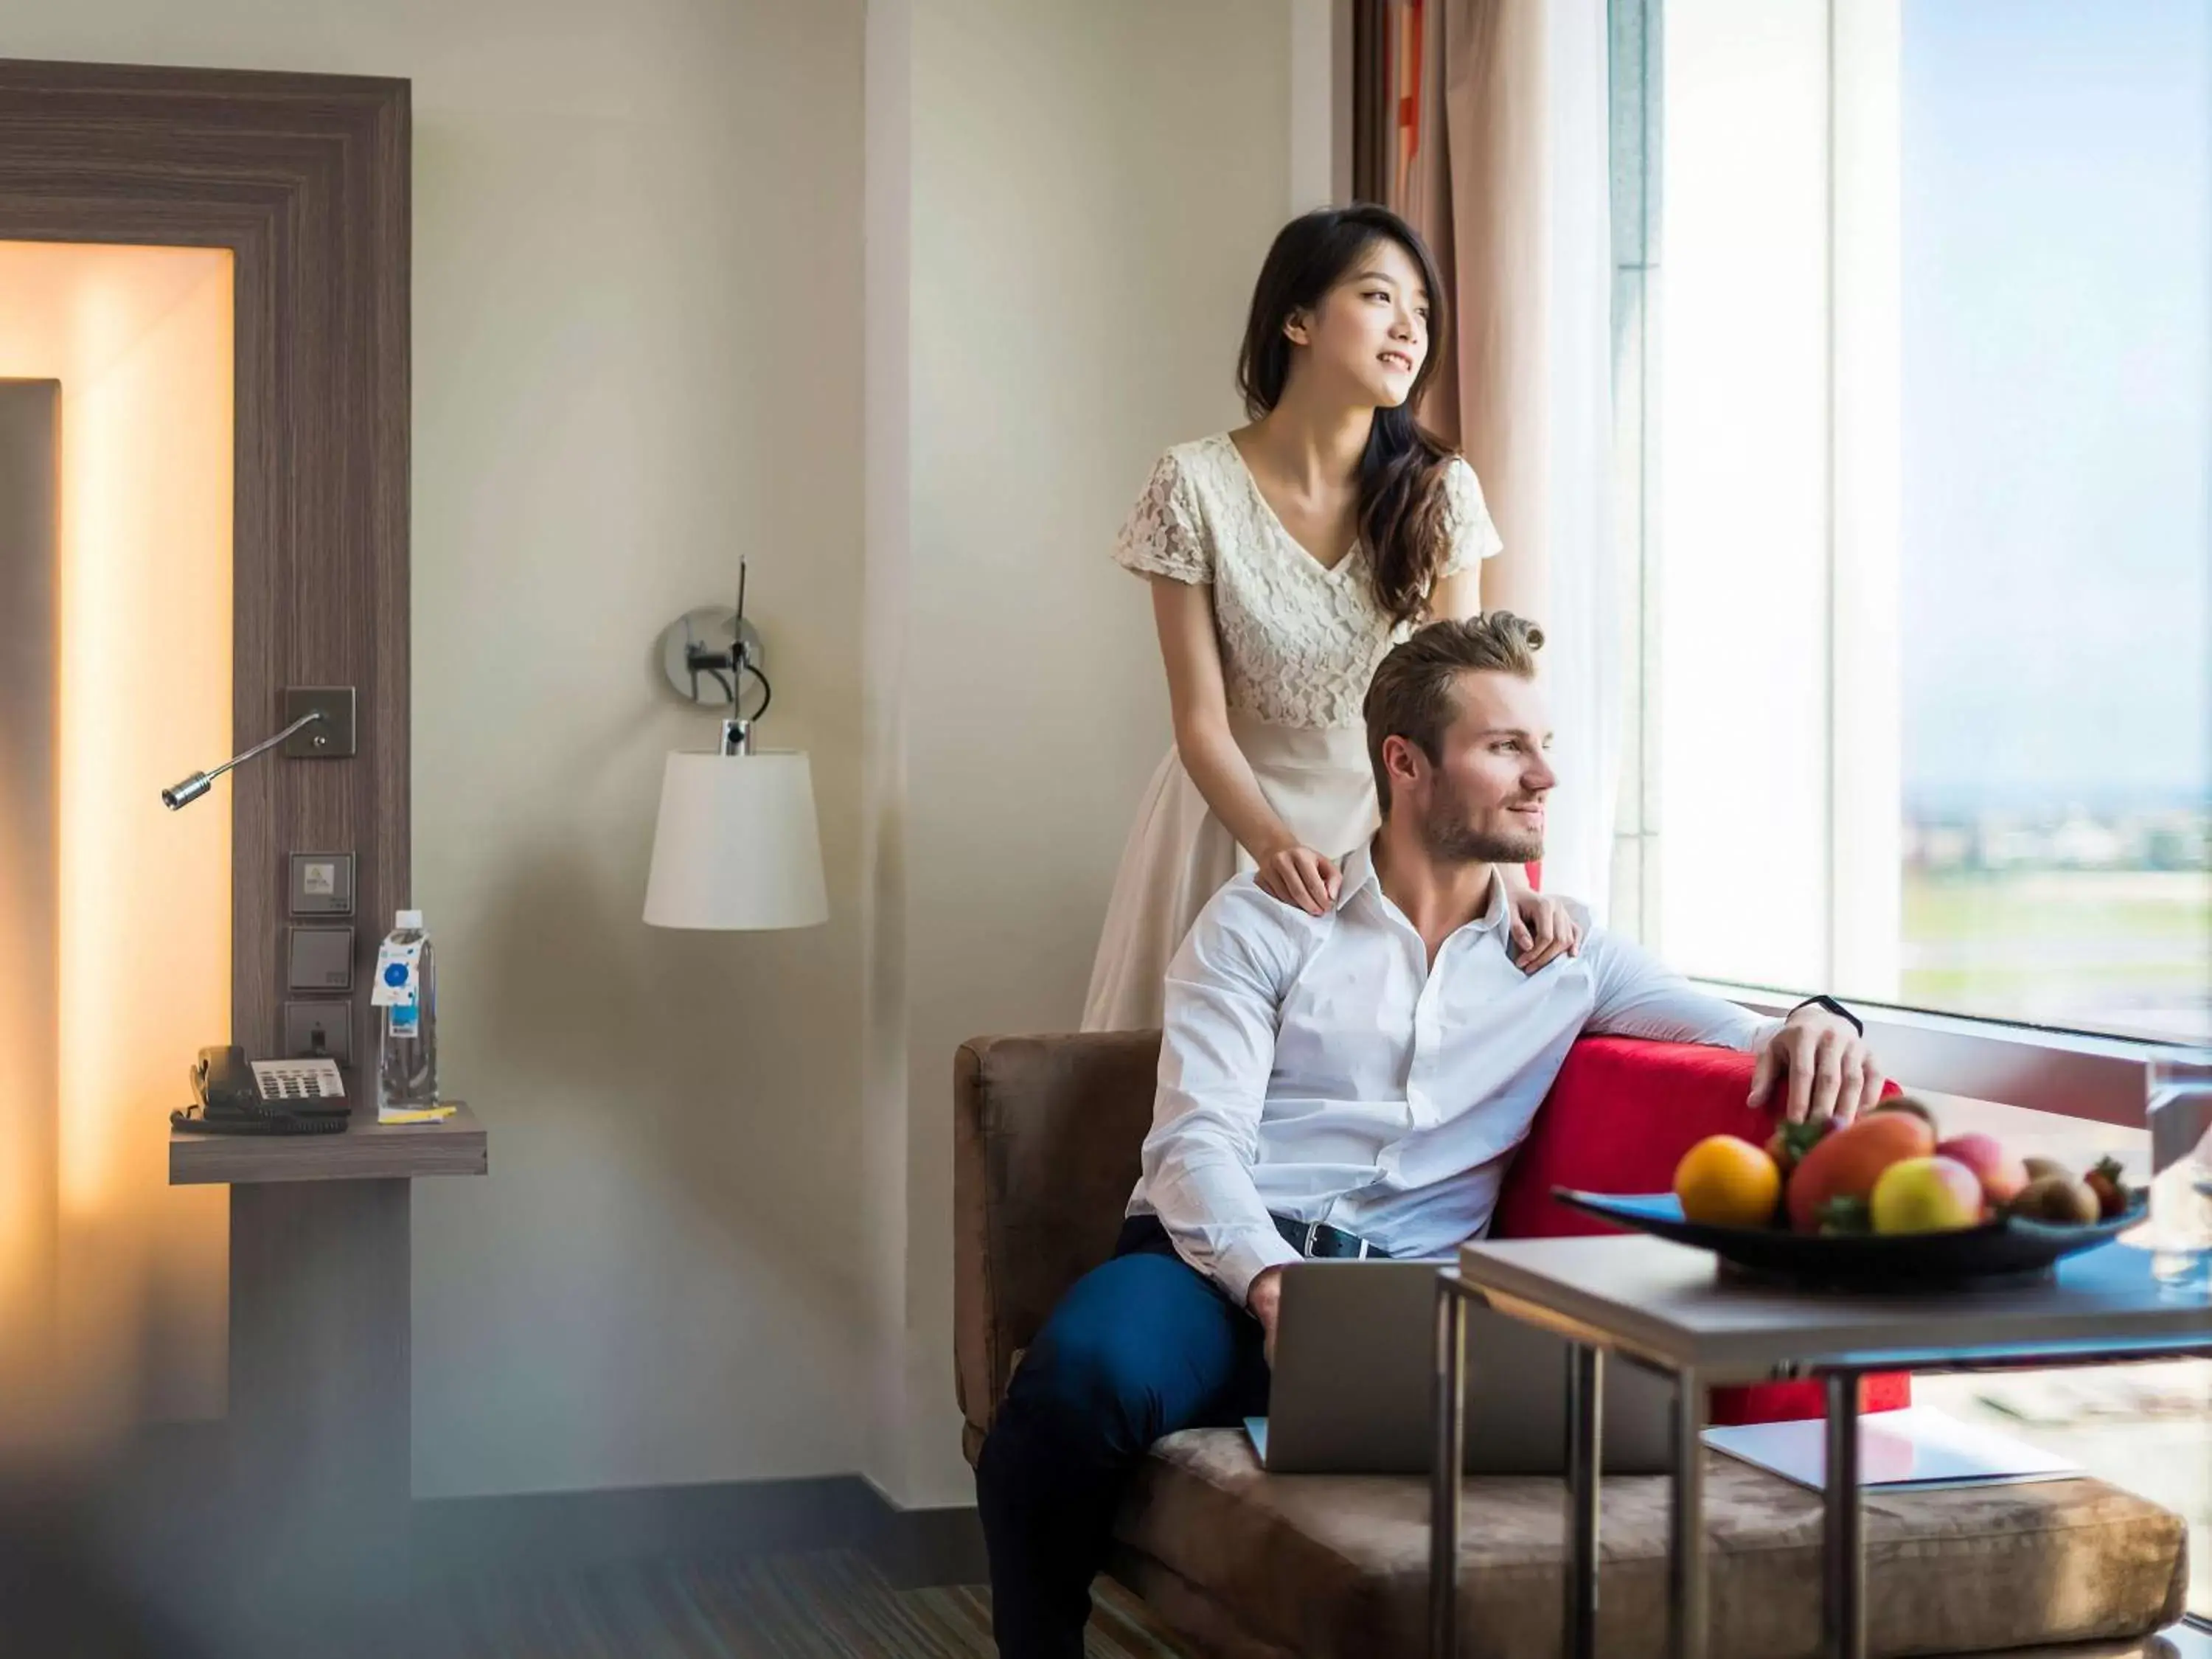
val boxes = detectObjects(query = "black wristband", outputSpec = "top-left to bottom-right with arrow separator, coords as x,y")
1789,993 -> 1863,1036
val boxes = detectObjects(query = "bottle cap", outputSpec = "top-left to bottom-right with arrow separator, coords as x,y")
396,909 -> 425,929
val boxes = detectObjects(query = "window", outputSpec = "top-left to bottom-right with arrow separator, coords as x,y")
1621,0 -> 2212,1046
1613,1 -> 2211,1621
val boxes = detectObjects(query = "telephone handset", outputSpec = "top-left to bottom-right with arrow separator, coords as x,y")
172,1045 -> 349,1136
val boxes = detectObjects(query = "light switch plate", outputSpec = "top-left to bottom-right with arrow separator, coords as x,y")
287,925 -> 355,992
281,1001 -> 353,1067
289,850 -> 356,916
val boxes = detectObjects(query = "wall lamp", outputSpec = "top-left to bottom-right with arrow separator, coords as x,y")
643,562 -> 827,931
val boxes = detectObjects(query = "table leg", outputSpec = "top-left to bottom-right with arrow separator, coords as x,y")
1669,1366 -> 1708,1659
1430,1275 -> 1467,1659
1564,1342 -> 1602,1659
227,1178 -> 411,1609
1823,1370 -> 1866,1659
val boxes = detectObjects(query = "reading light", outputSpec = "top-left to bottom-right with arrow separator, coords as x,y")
161,686 -> 358,809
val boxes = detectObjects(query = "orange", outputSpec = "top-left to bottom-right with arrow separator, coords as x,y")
1673,1135 -> 1784,1229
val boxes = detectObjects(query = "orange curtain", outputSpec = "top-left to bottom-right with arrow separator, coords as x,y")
1354,0 -> 1551,621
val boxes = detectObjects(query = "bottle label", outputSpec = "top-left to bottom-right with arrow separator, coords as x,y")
372,939 -> 424,1008
390,1001 -> 420,1033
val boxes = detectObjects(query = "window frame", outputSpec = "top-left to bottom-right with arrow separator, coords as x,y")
1694,978 -> 2167,1129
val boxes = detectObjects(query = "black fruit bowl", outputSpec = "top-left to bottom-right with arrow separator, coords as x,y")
1552,1189 -> 2149,1290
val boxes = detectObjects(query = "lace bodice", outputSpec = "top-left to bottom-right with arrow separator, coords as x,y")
1113,434 -> 1501,730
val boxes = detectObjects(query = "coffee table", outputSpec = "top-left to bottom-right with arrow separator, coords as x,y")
1427,1234 -> 2212,1659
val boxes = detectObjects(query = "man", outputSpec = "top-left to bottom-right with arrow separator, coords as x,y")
978,614 -> 1884,1657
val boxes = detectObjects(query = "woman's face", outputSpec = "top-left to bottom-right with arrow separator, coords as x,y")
1287,237 -> 1430,410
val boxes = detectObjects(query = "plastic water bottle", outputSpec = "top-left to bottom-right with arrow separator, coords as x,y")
375,909 -> 439,1112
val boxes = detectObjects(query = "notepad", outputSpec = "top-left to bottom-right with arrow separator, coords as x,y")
1703,1406 -> 2080,1492
377,1102 -> 457,1126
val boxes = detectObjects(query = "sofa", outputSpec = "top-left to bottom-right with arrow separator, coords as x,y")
953,1030 -> 2191,1659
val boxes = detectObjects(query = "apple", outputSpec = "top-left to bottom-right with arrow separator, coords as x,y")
1935,1133 -> 2028,1213
1869,1155 -> 1985,1235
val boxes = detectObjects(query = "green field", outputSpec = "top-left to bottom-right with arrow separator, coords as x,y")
1900,869 -> 2211,1039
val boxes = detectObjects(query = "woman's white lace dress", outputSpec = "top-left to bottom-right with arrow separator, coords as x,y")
1081,432 -> 1503,1031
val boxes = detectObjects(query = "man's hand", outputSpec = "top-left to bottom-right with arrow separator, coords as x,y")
1246,1265 -> 1285,1366
1747,1006 -> 1885,1125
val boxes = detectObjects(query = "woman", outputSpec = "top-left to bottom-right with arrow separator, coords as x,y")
1082,204 -> 1582,1032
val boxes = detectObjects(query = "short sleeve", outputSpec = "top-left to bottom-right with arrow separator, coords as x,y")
1112,449 -> 1211,585
1437,456 -> 1504,578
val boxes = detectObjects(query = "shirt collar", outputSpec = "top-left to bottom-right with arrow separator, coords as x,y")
1338,837 -> 1517,936
1334,839 -> 1382,910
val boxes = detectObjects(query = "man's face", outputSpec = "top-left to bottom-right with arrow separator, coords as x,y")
1388,669 -> 1557,865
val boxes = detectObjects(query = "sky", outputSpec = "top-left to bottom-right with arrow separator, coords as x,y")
1901,0 -> 2212,815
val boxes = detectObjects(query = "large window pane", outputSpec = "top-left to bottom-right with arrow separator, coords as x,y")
1898,0 -> 2211,1040
1649,0 -> 2211,1035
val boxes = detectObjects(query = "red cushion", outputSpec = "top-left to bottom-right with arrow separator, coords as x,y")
1494,1036 -> 1909,1425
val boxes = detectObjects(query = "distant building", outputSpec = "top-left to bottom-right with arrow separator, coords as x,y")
1905,804 -> 2210,875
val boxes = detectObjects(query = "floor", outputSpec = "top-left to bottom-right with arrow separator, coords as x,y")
364,1552 -> 1190,1659
0,1439 -> 1196,1659
0,1536 -> 1195,1659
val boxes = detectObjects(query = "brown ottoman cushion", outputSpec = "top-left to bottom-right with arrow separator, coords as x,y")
1112,1429 -> 2188,1659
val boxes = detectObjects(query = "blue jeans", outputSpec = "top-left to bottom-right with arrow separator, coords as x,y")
975,1216 -> 1271,1659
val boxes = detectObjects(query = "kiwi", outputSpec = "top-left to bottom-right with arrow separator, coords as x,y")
2021,1156 -> 2073,1185
2008,1173 -> 2099,1226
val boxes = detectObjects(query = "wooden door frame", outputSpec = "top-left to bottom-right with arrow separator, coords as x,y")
0,58 -> 409,1062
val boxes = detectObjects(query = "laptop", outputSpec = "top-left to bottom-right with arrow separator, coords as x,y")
1247,1259 -> 1677,1475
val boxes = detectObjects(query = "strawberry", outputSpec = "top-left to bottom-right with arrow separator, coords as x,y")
1765,1117 -> 1832,1178
1816,1194 -> 1873,1236
2083,1156 -> 2129,1220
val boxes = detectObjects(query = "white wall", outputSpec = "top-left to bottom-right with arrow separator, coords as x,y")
6,0 -> 872,1498
10,0 -> 1297,1509
879,0 -> 1290,1508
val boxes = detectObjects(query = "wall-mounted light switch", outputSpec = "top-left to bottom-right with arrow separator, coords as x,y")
282,1000 -> 352,1067
287,925 -> 355,992
289,850 -> 356,916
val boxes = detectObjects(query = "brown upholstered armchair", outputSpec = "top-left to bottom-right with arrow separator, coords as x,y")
954,1031 -> 1162,1466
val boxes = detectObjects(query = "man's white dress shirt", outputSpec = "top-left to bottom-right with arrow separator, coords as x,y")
1127,841 -> 1782,1305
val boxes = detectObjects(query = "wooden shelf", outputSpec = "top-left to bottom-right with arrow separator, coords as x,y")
169,1099 -> 487,1186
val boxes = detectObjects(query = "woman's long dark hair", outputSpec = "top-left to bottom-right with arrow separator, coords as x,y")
1235,205 -> 1455,626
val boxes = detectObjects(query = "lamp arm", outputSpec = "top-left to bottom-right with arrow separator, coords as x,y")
161,710 -> 324,809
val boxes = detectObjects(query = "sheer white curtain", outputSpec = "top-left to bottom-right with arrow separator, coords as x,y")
1534,0 -> 1620,921
1363,0 -> 1621,917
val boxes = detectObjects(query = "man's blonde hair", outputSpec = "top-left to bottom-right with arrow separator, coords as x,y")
1363,613 -> 1545,817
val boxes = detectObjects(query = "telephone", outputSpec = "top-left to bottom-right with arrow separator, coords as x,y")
172,1045 -> 349,1136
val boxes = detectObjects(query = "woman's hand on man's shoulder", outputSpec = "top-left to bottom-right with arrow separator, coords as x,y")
1254,842 -> 1341,917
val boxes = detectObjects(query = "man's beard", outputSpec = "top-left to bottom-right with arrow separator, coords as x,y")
1420,791 -> 1545,866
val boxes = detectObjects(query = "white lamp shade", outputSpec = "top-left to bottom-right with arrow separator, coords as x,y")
643,749 -> 829,930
